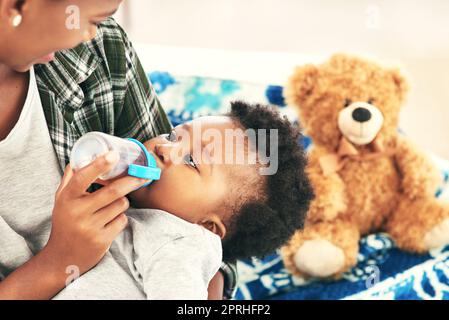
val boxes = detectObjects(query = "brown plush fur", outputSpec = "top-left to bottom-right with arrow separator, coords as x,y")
281,54 -> 449,278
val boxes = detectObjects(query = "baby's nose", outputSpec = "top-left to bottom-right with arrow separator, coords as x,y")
154,144 -> 174,166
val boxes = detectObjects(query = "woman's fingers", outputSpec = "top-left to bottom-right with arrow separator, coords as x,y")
55,164 -> 74,198
86,175 -> 149,213
103,213 -> 129,242
93,197 -> 130,227
93,178 -> 112,186
66,151 -> 119,197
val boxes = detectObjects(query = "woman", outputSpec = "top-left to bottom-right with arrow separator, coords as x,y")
0,0 -> 234,299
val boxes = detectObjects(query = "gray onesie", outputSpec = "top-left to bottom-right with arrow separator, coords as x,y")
53,208 -> 222,300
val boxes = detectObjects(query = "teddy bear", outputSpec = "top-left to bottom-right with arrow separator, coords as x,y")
281,54 -> 449,278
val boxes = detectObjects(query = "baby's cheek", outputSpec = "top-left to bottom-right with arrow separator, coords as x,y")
200,179 -> 228,207
151,180 -> 207,222
148,175 -> 192,208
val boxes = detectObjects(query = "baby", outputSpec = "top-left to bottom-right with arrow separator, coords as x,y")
54,101 -> 314,300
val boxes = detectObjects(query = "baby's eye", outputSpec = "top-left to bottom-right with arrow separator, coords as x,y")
166,130 -> 177,142
184,154 -> 198,170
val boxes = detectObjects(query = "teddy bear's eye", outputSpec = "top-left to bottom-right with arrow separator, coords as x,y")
367,98 -> 375,104
344,99 -> 352,107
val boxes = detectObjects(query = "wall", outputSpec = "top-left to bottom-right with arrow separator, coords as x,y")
116,0 -> 449,157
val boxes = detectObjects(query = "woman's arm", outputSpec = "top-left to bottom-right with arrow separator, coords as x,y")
0,245 -> 69,299
0,154 -> 149,300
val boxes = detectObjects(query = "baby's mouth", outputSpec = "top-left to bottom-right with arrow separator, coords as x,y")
146,145 -> 164,168
149,149 -> 160,163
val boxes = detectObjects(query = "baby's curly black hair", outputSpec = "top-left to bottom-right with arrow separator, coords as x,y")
222,101 -> 314,262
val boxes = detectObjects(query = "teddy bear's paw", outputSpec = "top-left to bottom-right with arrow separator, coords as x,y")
293,239 -> 345,278
308,200 -> 345,222
424,218 -> 449,250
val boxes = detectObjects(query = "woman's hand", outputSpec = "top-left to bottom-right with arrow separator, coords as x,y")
45,151 -> 149,275
0,151 -> 149,300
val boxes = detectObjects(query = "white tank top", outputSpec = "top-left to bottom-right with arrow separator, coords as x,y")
0,67 -> 62,279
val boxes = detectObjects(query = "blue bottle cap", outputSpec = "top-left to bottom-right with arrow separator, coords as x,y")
126,138 -> 161,188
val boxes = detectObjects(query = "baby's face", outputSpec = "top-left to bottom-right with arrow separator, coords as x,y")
128,116 -> 254,238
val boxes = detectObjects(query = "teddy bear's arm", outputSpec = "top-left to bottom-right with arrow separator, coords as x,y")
306,148 -> 348,223
394,137 -> 442,200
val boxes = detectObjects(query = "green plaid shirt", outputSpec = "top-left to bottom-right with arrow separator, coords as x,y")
34,18 -> 237,299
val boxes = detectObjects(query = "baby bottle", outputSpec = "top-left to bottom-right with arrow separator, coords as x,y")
70,132 -> 161,188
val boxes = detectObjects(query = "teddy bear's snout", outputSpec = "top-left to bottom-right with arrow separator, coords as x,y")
352,107 -> 372,123
338,101 -> 384,146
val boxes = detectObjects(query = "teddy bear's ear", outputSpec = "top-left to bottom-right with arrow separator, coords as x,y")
284,64 -> 319,108
389,68 -> 409,103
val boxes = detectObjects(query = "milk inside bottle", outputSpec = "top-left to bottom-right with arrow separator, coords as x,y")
70,132 -> 161,188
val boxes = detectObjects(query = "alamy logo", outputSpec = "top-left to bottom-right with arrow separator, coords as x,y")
168,123 -> 279,176
65,5 -> 80,30
65,265 -> 80,288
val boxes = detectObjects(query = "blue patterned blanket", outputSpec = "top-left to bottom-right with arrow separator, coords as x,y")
148,71 -> 449,300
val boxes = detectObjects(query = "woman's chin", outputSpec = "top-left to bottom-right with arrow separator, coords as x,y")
12,63 -> 33,73
12,53 -> 56,72
35,52 -> 56,64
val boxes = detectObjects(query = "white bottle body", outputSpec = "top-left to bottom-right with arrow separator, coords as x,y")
70,132 -> 147,180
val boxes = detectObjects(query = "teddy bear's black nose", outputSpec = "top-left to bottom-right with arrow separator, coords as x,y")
352,107 -> 372,123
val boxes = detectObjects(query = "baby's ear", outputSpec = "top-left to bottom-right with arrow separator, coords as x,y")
284,64 -> 319,108
201,218 -> 226,239
389,68 -> 409,103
